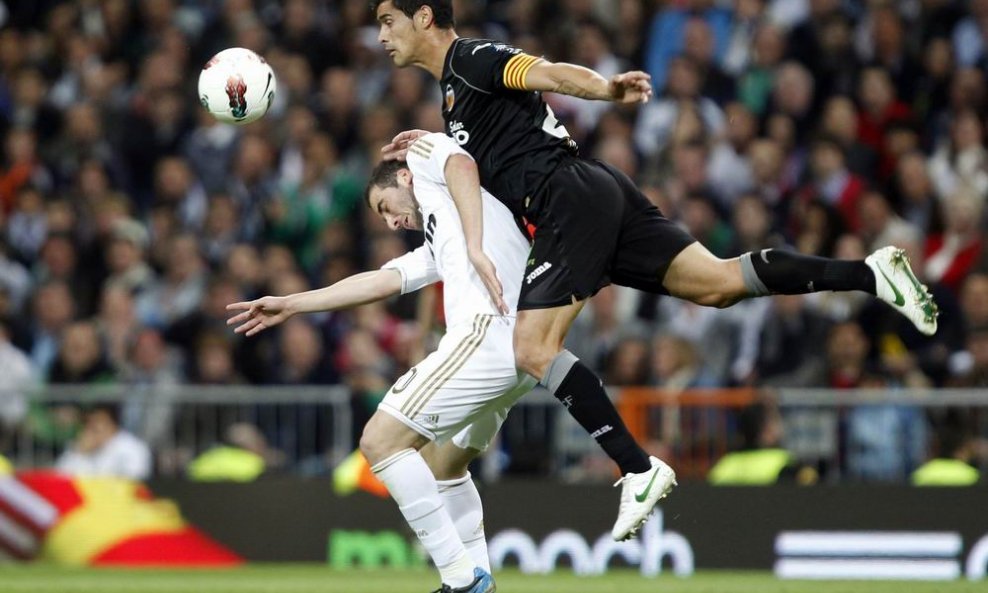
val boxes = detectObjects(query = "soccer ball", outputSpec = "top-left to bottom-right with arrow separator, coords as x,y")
198,48 -> 277,125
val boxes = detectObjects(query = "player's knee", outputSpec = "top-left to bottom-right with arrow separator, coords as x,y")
358,418 -> 392,466
358,429 -> 382,466
513,336 -> 554,378
692,291 -> 742,309
689,259 -> 747,308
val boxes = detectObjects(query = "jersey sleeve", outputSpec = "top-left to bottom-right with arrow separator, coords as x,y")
405,133 -> 474,187
381,245 -> 440,294
449,38 -> 542,92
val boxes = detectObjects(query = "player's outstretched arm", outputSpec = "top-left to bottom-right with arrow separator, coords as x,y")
444,154 -> 508,315
226,270 -> 402,337
522,61 -> 653,104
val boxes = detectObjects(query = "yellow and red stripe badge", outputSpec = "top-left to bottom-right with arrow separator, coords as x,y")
503,54 -> 540,90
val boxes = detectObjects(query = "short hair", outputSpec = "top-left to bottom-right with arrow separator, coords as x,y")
370,0 -> 455,29
85,403 -> 121,427
364,159 -> 409,206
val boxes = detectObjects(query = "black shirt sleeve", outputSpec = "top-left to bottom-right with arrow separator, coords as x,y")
448,38 -> 537,93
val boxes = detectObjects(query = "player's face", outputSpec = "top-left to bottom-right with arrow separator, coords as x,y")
368,171 -> 423,231
376,1 -> 419,67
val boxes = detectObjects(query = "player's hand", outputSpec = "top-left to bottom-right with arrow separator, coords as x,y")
381,129 -> 431,161
468,248 -> 508,315
226,296 -> 294,337
608,71 -> 652,104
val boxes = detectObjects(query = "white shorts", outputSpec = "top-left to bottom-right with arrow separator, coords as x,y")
378,314 -> 536,451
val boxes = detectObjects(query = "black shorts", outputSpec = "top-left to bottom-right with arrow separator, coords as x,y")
518,158 -> 696,310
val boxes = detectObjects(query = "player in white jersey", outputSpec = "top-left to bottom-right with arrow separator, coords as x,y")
227,134 -> 529,593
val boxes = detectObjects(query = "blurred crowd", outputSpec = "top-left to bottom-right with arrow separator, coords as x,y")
1,0 -> 988,480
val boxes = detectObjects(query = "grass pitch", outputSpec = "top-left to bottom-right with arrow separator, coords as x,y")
0,564 -> 985,593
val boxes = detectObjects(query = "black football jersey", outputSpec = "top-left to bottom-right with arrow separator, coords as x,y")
440,37 -> 576,218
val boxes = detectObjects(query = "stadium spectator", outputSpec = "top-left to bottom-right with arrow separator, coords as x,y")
912,418 -> 981,486
736,22 -> 786,116
136,233 -> 207,329
924,186 -> 984,294
643,0 -> 731,94
634,55 -> 726,160
55,403 -> 151,480
119,327 -> 182,447
272,319 -> 335,385
952,0 -> 988,67
856,190 -> 922,253
6,185 -> 47,263
650,333 -> 717,391
103,217 -> 155,296
819,95 -> 877,179
0,320 -> 32,433
889,151 -> 942,235
604,336 -> 651,387
96,284 -> 139,371
845,374 -> 929,483
793,135 -> 866,233
768,61 -> 815,141
190,331 -> 243,385
707,400 -> 811,486
706,101 -> 757,206
726,193 -> 786,256
928,108 -> 988,201
187,422 -> 277,482
48,320 -> 115,385
1,128 -> 52,214
756,294 -> 832,387
0,238 -> 31,314
949,324 -> 988,388
28,279 -> 76,377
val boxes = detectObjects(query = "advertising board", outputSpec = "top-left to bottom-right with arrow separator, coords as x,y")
149,480 -> 988,579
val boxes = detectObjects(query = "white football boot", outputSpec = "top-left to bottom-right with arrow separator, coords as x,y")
611,456 -> 677,541
865,246 -> 939,336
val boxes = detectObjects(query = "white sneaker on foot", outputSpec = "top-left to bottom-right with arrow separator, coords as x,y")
611,456 -> 676,541
865,246 -> 939,336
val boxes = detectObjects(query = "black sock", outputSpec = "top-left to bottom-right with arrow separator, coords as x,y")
748,249 -> 876,295
554,361 -> 651,475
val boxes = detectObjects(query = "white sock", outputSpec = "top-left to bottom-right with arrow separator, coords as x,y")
372,449 -> 476,588
437,472 -> 490,573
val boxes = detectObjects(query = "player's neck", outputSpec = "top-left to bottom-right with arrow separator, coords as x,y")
414,30 -> 458,79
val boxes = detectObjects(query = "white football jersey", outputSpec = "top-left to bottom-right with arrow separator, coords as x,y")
382,133 -> 529,329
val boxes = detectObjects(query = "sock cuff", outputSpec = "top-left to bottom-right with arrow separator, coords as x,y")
740,250 -> 771,296
436,472 -> 472,491
541,349 -> 579,393
370,448 -> 417,474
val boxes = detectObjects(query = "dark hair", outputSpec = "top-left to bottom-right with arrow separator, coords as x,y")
85,403 -> 121,427
370,0 -> 455,29
738,402 -> 768,450
364,159 -> 409,206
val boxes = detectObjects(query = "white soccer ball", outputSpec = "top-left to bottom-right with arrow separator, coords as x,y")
198,48 -> 277,125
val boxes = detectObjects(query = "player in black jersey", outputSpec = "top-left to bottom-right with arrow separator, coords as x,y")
373,0 -> 939,543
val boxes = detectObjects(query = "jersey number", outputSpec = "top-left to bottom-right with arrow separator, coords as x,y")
541,104 -> 570,140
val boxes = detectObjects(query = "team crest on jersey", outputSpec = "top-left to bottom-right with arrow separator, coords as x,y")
445,84 -> 455,111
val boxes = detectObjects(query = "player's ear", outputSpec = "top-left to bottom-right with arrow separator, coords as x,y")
416,5 -> 433,28
397,167 -> 413,185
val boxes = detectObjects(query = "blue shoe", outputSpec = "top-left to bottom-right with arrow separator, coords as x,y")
431,567 -> 496,593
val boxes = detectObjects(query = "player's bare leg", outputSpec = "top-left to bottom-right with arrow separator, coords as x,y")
514,302 -> 676,541
659,242 -> 748,308
359,413 -> 481,589
421,442 -> 490,572
662,242 -> 938,335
